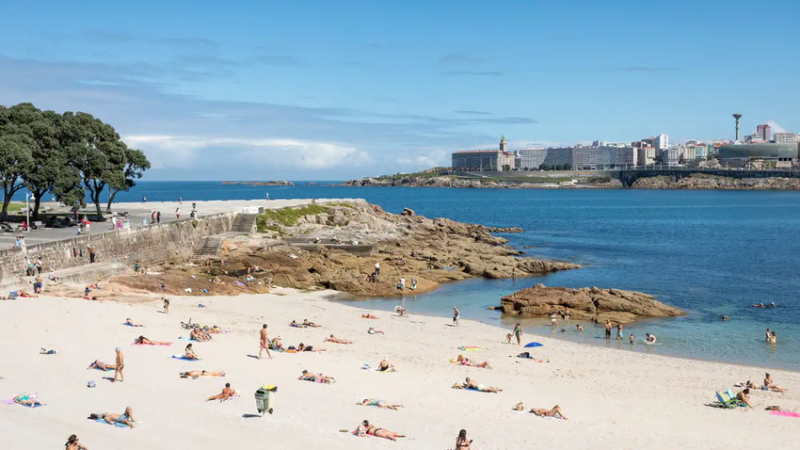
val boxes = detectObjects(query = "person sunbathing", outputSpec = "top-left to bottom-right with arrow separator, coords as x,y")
325,334 -> 352,344
289,320 -> 307,328
134,336 -> 170,345
102,406 -> 135,428
452,354 -> 492,369
297,343 -> 325,352
764,373 -> 786,393
204,325 -> 224,334
270,336 -> 285,351
465,377 -> 501,393
207,383 -> 236,402
368,327 -> 384,335
358,398 -> 404,410
299,370 -> 335,383
530,404 -> 569,420
124,318 -> 143,327
180,370 -> 225,379
302,319 -> 321,328
377,357 -> 396,372
65,434 -> 87,450
87,360 -> 116,371
184,344 -> 199,360
355,420 -> 405,441
361,314 -> 378,319
190,327 -> 211,341
14,394 -> 42,407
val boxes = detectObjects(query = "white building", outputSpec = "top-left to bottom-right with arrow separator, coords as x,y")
572,146 -> 637,169
774,133 -> 799,144
637,147 -> 656,166
655,134 -> 669,152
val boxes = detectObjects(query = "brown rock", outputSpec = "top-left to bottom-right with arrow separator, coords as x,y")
401,207 -> 416,216
500,284 -> 684,323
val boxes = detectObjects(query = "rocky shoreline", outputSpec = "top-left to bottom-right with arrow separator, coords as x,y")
631,174 -> 800,190
221,180 -> 295,186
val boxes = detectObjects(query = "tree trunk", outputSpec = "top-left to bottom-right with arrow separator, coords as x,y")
0,195 -> 10,221
106,190 -> 117,213
91,190 -> 103,219
32,191 -> 45,220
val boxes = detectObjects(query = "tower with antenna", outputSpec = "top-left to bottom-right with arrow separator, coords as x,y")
732,114 -> 742,141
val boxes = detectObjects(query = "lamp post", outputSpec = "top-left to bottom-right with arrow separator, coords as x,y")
25,193 -> 33,231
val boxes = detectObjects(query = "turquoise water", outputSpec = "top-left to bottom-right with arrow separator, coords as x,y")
28,182 -> 800,370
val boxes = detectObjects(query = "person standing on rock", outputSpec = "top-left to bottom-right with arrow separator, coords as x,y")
399,277 -> 405,290
453,307 -> 460,326
375,262 -> 380,276
604,320 -> 612,339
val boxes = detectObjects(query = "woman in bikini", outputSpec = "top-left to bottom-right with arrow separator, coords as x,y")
298,370 -> 335,383
65,434 -> 88,450
357,398 -> 404,410
764,373 -> 786,393
530,404 -> 569,420
184,343 -> 198,360
135,336 -> 170,345
297,343 -> 325,352
325,335 -> 352,344
377,357 -> 396,372
361,314 -> 378,319
14,394 -> 42,407
87,360 -> 116,371
355,420 -> 405,441
180,370 -> 225,379
456,429 -> 472,450
453,354 -> 492,369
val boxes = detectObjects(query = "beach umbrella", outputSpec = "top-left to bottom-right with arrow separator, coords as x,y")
524,342 -> 543,348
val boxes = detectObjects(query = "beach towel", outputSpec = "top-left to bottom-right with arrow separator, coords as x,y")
458,346 -> 486,351
3,398 -> 44,408
178,336 -> 196,341
132,342 -> 172,346
122,323 -> 139,327
95,418 -> 134,428
171,355 -> 200,361
524,342 -> 543,348
771,410 -> 800,418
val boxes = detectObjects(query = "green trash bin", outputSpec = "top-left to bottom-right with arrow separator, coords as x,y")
255,385 -> 277,415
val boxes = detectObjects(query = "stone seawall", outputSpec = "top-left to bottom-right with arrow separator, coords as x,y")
0,213 -> 237,288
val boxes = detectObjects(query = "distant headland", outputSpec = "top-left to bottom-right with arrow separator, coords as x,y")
221,181 -> 295,186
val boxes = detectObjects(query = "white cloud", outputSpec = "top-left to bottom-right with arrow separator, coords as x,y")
765,121 -> 787,134
123,134 -> 372,170
395,149 -> 448,169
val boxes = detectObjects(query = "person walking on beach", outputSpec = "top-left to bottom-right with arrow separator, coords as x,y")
65,434 -> 88,450
259,324 -> 272,360
151,211 -> 156,223
163,298 -> 170,314
513,323 -> 522,345
453,307 -> 460,326
176,207 -> 181,219
604,320 -> 612,339
113,348 -> 124,383
142,196 -> 146,203
179,197 -> 182,204
156,211 -> 161,223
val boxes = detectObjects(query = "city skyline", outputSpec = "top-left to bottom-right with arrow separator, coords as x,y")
1,0 -> 799,180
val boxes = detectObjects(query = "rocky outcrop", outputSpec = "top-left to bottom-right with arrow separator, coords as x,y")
401,207 -> 415,216
221,181 -> 295,186
500,284 -> 685,323
632,174 -> 800,190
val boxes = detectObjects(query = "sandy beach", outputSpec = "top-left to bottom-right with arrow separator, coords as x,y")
1,290 -> 799,450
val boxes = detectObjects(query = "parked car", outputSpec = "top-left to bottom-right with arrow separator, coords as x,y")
44,217 -> 67,228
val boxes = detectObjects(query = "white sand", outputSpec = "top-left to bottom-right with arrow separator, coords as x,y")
1,290 -> 798,449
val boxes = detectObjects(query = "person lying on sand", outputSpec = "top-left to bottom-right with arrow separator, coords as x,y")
14,394 -> 42,407
377,357 -> 396,372
207,383 -> 236,402
530,404 -> 569,420
297,343 -> 326,352
180,370 -> 225,379
270,336 -> 284,351
465,377 -> 501,393
87,360 -> 116,371
184,343 -> 199,360
102,406 -> 135,428
354,420 -> 406,441
764,373 -> 786,393
124,319 -> 143,327
289,320 -> 307,328
361,314 -> 378,319
325,335 -> 352,344
299,370 -> 335,383
134,336 -> 170,345
302,319 -> 321,328
451,354 -> 492,369
368,327 -> 384,335
357,398 -> 404,410
203,325 -> 224,334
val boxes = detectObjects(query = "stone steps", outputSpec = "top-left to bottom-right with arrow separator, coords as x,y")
194,237 -> 222,257
231,214 -> 258,233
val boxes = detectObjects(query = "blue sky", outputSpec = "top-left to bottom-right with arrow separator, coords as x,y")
1,0 -> 798,180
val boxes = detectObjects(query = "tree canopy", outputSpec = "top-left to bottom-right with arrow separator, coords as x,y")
0,103 -> 150,220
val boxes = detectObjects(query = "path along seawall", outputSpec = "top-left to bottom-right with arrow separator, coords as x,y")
0,212 -> 237,290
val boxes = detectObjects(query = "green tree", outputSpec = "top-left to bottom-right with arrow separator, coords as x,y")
63,111 -> 128,219
106,147 -> 150,213
0,105 -> 36,219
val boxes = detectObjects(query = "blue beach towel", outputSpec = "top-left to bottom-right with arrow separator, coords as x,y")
95,418 -> 133,428
171,355 -> 200,361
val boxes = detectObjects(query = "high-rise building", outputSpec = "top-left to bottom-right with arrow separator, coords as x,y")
774,133 -> 799,144
655,134 -> 669,151
757,124 -> 771,142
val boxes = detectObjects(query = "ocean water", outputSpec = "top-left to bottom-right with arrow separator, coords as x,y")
24,181 -> 800,370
